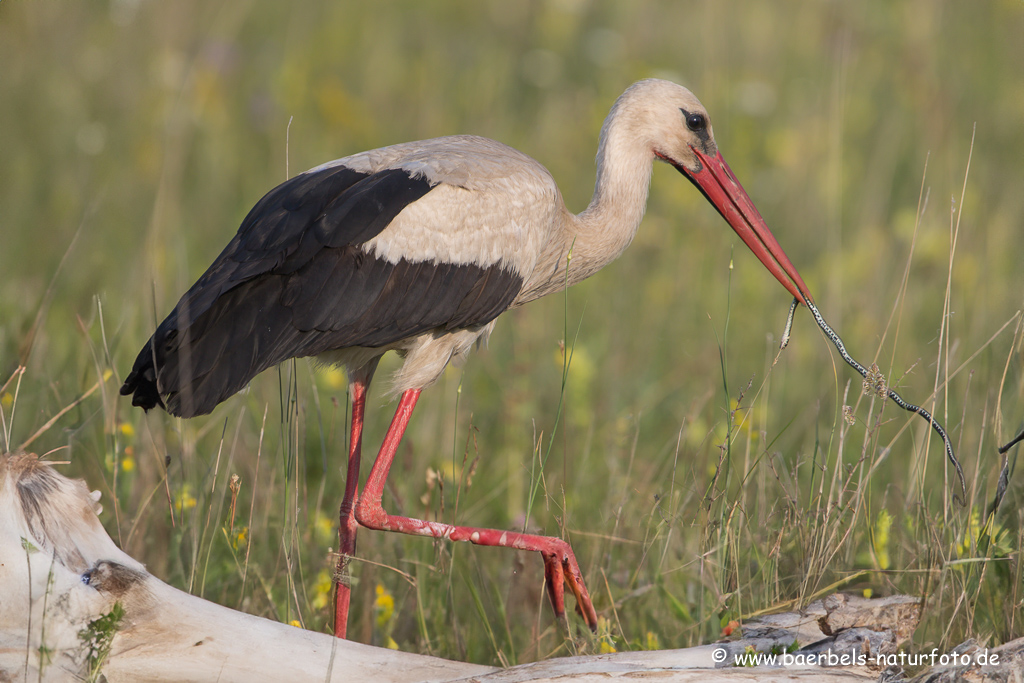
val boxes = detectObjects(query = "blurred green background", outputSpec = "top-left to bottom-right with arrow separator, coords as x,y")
2,0 -> 1022,666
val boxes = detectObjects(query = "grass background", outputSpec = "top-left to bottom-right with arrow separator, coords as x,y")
2,0 -> 1023,667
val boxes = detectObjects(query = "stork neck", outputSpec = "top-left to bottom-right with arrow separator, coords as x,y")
515,110 -> 656,305
567,125 -> 654,287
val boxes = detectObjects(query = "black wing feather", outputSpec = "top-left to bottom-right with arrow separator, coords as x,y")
121,165 -> 524,418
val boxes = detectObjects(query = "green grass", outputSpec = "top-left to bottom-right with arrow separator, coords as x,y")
2,0 -> 1023,668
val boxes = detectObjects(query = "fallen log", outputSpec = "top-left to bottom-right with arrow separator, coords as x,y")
1,451 -> 1019,682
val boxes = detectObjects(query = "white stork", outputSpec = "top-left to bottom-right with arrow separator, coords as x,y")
121,79 -> 814,637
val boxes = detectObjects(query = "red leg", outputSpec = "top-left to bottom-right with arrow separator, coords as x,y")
333,364 -> 375,639
354,388 -> 599,631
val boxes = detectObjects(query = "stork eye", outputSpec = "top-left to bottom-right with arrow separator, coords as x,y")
685,112 -> 707,132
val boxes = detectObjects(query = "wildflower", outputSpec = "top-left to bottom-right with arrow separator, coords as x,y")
958,507 -> 981,556
596,616 -> 617,653
872,509 -> 893,570
553,344 -> 595,427
314,512 -> 334,545
175,485 -> 197,512
321,366 -> 346,390
374,583 -> 395,629
312,569 -> 332,610
729,398 -> 763,441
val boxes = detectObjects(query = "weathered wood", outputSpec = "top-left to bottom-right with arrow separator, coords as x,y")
0,452 -> 492,683
1,452 -> 1019,682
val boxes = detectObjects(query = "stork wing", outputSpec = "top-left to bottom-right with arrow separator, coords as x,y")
122,164 -> 523,418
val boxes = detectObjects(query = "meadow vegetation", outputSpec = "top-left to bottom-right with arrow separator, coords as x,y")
1,0 -> 1022,667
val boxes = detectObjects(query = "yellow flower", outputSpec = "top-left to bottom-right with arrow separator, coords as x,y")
595,616 -> 617,653
862,588 -> 873,599
955,508 -> 1012,560
958,507 -> 981,556
289,620 -> 301,628
553,343 -> 596,427
872,509 -> 893,570
121,455 -> 135,473
231,527 -> 249,551
119,422 -> 135,438
314,512 -> 334,545
312,569 -> 332,610
729,398 -> 763,441
644,631 -> 660,651
321,366 -> 346,390
374,583 -> 395,629
175,485 -> 197,512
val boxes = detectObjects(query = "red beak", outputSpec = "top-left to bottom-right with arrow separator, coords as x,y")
674,147 -> 813,305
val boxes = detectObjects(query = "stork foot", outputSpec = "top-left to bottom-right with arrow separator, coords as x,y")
355,497 -> 598,631
541,543 -> 598,631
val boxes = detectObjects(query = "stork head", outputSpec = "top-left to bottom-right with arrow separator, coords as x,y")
618,79 -> 813,305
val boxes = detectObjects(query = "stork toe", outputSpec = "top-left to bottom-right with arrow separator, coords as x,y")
540,546 -> 598,632
541,552 -> 567,620
561,554 -> 598,630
